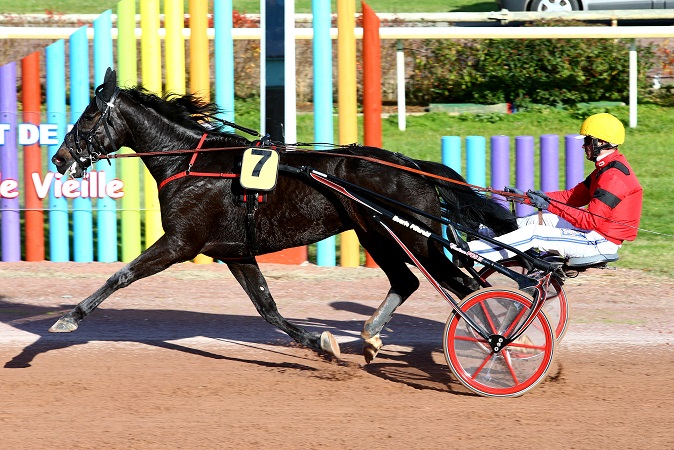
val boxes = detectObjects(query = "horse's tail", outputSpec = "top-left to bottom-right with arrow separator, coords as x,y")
414,159 -> 518,236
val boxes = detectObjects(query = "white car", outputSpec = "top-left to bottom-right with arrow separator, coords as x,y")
497,0 -> 672,11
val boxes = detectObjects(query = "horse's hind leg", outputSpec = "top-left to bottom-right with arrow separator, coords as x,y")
227,259 -> 340,357
359,244 -> 420,363
360,238 -> 477,359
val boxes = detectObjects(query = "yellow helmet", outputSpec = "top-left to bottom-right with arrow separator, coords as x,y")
579,113 -> 625,145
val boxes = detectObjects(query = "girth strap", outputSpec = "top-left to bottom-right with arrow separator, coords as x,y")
245,192 -> 259,255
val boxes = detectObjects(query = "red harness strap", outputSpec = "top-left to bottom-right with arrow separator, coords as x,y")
158,133 -> 240,191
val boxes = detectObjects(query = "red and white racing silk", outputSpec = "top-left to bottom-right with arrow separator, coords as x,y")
545,151 -> 643,245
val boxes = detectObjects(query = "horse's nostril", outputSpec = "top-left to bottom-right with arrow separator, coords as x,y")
52,155 -> 64,166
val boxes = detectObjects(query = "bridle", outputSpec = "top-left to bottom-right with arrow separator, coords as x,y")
67,83 -> 121,173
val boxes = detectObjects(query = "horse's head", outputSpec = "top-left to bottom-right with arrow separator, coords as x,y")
52,67 -> 123,178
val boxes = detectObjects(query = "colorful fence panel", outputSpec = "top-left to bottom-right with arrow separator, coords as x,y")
0,3 -> 589,266
116,0 -> 141,263
313,0 -> 336,267
0,63 -> 20,262
70,26 -> 94,262
94,10 -> 118,263
21,52 -> 44,262
45,40 -> 69,263
441,133 -> 586,215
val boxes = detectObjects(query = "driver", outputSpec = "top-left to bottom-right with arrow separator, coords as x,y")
468,112 -> 643,263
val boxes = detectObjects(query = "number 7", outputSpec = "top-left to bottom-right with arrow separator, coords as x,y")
251,149 -> 272,177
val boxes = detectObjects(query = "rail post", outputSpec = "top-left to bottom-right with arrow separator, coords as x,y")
396,39 -> 406,131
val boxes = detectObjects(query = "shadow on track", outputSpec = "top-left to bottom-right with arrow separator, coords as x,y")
329,301 -> 473,395
0,296 -> 470,394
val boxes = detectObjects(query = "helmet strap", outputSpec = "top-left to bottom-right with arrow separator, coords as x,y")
589,138 -> 616,161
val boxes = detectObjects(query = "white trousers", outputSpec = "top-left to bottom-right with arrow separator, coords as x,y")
468,212 -> 621,263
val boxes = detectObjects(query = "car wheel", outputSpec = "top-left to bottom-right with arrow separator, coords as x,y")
529,0 -> 579,11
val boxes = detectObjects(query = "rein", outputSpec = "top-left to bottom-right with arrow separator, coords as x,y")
98,144 -> 251,159
100,141 -> 527,203
289,148 -> 525,201
102,135 -> 669,237
70,81 -> 665,238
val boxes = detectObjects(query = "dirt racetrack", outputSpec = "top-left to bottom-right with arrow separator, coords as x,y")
0,261 -> 672,449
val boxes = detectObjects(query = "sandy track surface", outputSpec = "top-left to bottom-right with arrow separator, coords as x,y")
1,262 -> 672,449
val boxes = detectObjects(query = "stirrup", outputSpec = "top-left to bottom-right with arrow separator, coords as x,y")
566,253 -> 619,269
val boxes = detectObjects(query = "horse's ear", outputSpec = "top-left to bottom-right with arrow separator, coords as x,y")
95,67 -> 117,111
104,67 -> 116,88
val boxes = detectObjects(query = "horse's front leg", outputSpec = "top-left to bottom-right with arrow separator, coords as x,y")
227,259 -> 340,357
49,235 -> 197,333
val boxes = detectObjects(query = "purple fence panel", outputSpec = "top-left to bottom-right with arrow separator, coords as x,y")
540,134 -> 559,192
0,63 -> 21,261
515,136 -> 535,217
490,135 -> 510,207
565,134 -> 585,189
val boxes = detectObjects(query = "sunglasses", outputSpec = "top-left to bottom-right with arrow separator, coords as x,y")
583,136 -> 594,147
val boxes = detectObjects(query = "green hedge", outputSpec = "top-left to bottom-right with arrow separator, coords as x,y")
407,22 -> 657,108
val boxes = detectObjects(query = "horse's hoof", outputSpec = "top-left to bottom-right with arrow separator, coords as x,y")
363,335 -> 383,364
48,316 -> 79,333
320,331 -> 341,358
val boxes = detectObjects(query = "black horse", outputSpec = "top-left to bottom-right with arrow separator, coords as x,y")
50,68 -> 517,361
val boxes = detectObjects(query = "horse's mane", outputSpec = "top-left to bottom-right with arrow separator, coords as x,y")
121,87 -> 249,143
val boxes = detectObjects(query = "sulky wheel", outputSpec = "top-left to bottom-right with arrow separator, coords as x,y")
478,260 -> 569,342
443,287 -> 555,398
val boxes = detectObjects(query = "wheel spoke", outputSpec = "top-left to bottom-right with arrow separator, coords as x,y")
508,341 -> 546,352
454,334 -> 487,344
479,301 -> 498,334
501,350 -> 520,385
502,305 -> 528,337
470,352 -> 495,379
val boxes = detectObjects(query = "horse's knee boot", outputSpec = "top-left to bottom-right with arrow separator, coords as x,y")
362,291 -> 403,340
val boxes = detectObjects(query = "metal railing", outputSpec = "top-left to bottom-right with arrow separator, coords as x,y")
0,11 -> 667,127
3,10 -> 674,25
